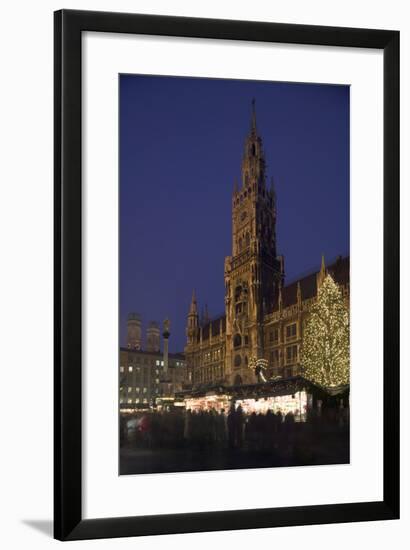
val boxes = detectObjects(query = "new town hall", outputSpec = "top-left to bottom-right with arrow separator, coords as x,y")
120,103 -> 349,408
184,103 -> 349,389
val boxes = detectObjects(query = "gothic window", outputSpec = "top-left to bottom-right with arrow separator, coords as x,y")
235,285 -> 242,302
245,233 -> 250,247
270,349 -> 280,366
233,334 -> 242,348
234,354 -> 242,368
234,374 -> 243,385
238,238 -> 242,251
251,143 -> 256,156
286,345 -> 298,365
285,323 -> 297,341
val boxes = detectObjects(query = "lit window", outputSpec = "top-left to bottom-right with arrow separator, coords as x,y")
128,366 -> 133,372
156,360 -> 160,366
127,399 -> 132,404
143,388 -> 147,393
161,361 -> 164,366
128,387 -> 132,393
155,378 -> 160,384
120,366 -> 125,373
143,398 -> 148,404
136,387 -> 140,393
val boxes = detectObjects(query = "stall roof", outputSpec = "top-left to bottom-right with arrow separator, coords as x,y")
176,376 -> 349,400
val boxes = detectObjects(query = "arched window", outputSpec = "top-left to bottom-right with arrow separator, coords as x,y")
234,374 -> 243,385
234,355 -> 242,368
233,334 -> 242,348
245,233 -> 250,247
235,285 -> 242,302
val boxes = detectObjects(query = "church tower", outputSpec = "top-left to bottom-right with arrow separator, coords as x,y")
224,101 -> 284,384
127,312 -> 142,350
185,290 -> 199,346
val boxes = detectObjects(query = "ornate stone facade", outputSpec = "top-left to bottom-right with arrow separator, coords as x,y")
185,103 -> 349,388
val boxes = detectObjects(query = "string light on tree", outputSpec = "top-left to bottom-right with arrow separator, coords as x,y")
301,274 -> 350,388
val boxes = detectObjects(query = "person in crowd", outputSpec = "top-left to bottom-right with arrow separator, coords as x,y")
227,402 -> 236,449
235,404 -> 245,449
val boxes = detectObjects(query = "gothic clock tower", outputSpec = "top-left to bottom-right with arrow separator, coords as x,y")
224,101 -> 284,384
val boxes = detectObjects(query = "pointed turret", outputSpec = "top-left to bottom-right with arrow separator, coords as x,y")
186,290 -> 199,345
278,281 -> 283,312
241,99 -> 266,189
297,281 -> 302,308
189,289 -> 197,314
317,254 -> 327,288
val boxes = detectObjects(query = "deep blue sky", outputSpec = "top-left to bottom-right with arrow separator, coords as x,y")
120,75 -> 349,352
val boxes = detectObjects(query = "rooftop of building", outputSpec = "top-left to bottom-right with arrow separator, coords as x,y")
176,375 -> 349,399
280,254 -> 349,309
196,254 -> 349,339
120,347 -> 186,360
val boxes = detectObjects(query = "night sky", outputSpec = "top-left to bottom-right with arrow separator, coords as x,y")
120,75 -> 349,353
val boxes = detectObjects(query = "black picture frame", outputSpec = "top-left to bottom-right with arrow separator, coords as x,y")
54,9 -> 400,541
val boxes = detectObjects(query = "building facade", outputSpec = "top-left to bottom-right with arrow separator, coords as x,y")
120,314 -> 187,408
185,103 -> 349,388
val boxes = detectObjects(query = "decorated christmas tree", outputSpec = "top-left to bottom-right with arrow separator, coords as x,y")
301,274 -> 350,388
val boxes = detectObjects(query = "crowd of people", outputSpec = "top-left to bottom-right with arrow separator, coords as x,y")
120,402 -> 349,453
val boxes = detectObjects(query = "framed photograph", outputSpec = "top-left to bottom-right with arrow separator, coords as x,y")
54,9 -> 399,541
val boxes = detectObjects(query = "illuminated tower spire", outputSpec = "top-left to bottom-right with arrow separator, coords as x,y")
189,289 -> 197,314
241,100 -> 266,189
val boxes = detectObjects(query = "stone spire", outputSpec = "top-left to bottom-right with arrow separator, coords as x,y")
189,289 -> 197,314
317,254 -> 327,288
278,281 -> 283,312
186,290 -> 199,345
297,281 -> 302,308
